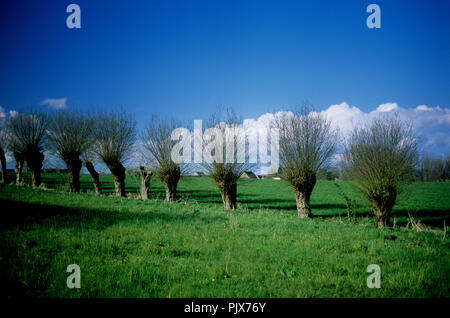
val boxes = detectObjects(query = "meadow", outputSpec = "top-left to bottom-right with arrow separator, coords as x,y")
0,172 -> 449,298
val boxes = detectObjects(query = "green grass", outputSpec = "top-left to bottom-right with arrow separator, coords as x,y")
0,173 -> 449,297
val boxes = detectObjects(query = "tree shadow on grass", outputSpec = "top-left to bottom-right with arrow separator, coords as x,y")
176,189 -> 224,204
0,199 -> 227,231
0,192 -> 228,299
235,196 -> 350,211
79,181 -> 139,195
315,208 -> 450,228
392,209 -> 450,228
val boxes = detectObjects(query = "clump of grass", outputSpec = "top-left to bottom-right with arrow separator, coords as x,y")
334,182 -> 357,224
405,213 -> 446,236
443,220 -> 447,240
406,214 -> 428,232
177,195 -> 199,206
125,169 -> 140,188
54,172 -> 70,192
228,213 -> 239,230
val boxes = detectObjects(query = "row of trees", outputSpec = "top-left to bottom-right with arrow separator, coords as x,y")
417,152 -> 450,182
0,109 -> 186,203
340,151 -> 449,182
0,107 -> 421,228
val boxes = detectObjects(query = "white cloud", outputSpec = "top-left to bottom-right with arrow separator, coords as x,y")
243,101 -> 450,157
1,107 -> 19,124
375,102 -> 398,112
40,97 -> 67,109
318,102 -> 366,136
415,105 -> 433,111
9,110 -> 18,117
1,107 -> 19,136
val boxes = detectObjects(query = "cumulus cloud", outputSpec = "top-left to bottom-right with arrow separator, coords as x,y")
1,108 -> 20,120
40,97 -> 67,109
376,102 -> 399,112
0,106 -> 19,124
205,102 -> 449,173
318,102 -> 450,155
9,110 -> 19,117
0,106 -> 6,118
244,101 -> 450,157
415,105 -> 433,111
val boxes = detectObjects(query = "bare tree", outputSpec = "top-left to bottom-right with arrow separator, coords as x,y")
141,116 -> 183,202
420,152 -> 436,181
124,166 -> 152,200
0,149 -> 6,183
2,114 -> 25,185
201,109 -> 252,210
84,160 -> 102,194
46,110 -> 93,192
92,111 -> 136,197
139,166 -> 153,200
420,152 -> 449,182
13,152 -> 24,185
342,116 -> 418,228
0,124 -> 8,184
7,109 -> 50,188
446,155 -> 450,182
81,128 -> 102,195
275,107 -> 338,218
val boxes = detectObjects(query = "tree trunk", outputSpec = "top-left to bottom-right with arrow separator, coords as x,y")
25,151 -> 44,189
0,147 -> 7,184
163,180 -> 177,202
85,161 -> 102,194
139,166 -> 152,200
294,189 -> 312,218
69,164 -> 81,193
218,181 -> 237,210
160,166 -> 180,202
372,206 -> 392,228
14,152 -> 24,185
291,171 -> 316,218
108,163 -> 126,197
64,156 -> 82,192
368,187 -> 397,228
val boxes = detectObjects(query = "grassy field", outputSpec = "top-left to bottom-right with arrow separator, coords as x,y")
0,172 -> 449,298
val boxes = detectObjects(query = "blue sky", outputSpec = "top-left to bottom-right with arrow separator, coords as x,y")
0,0 -> 449,155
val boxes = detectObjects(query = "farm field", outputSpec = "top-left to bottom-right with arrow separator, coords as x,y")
0,173 -> 449,298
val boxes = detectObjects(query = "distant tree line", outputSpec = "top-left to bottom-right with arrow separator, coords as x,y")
0,105 -> 445,229
415,152 -> 450,182
340,151 -> 450,182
